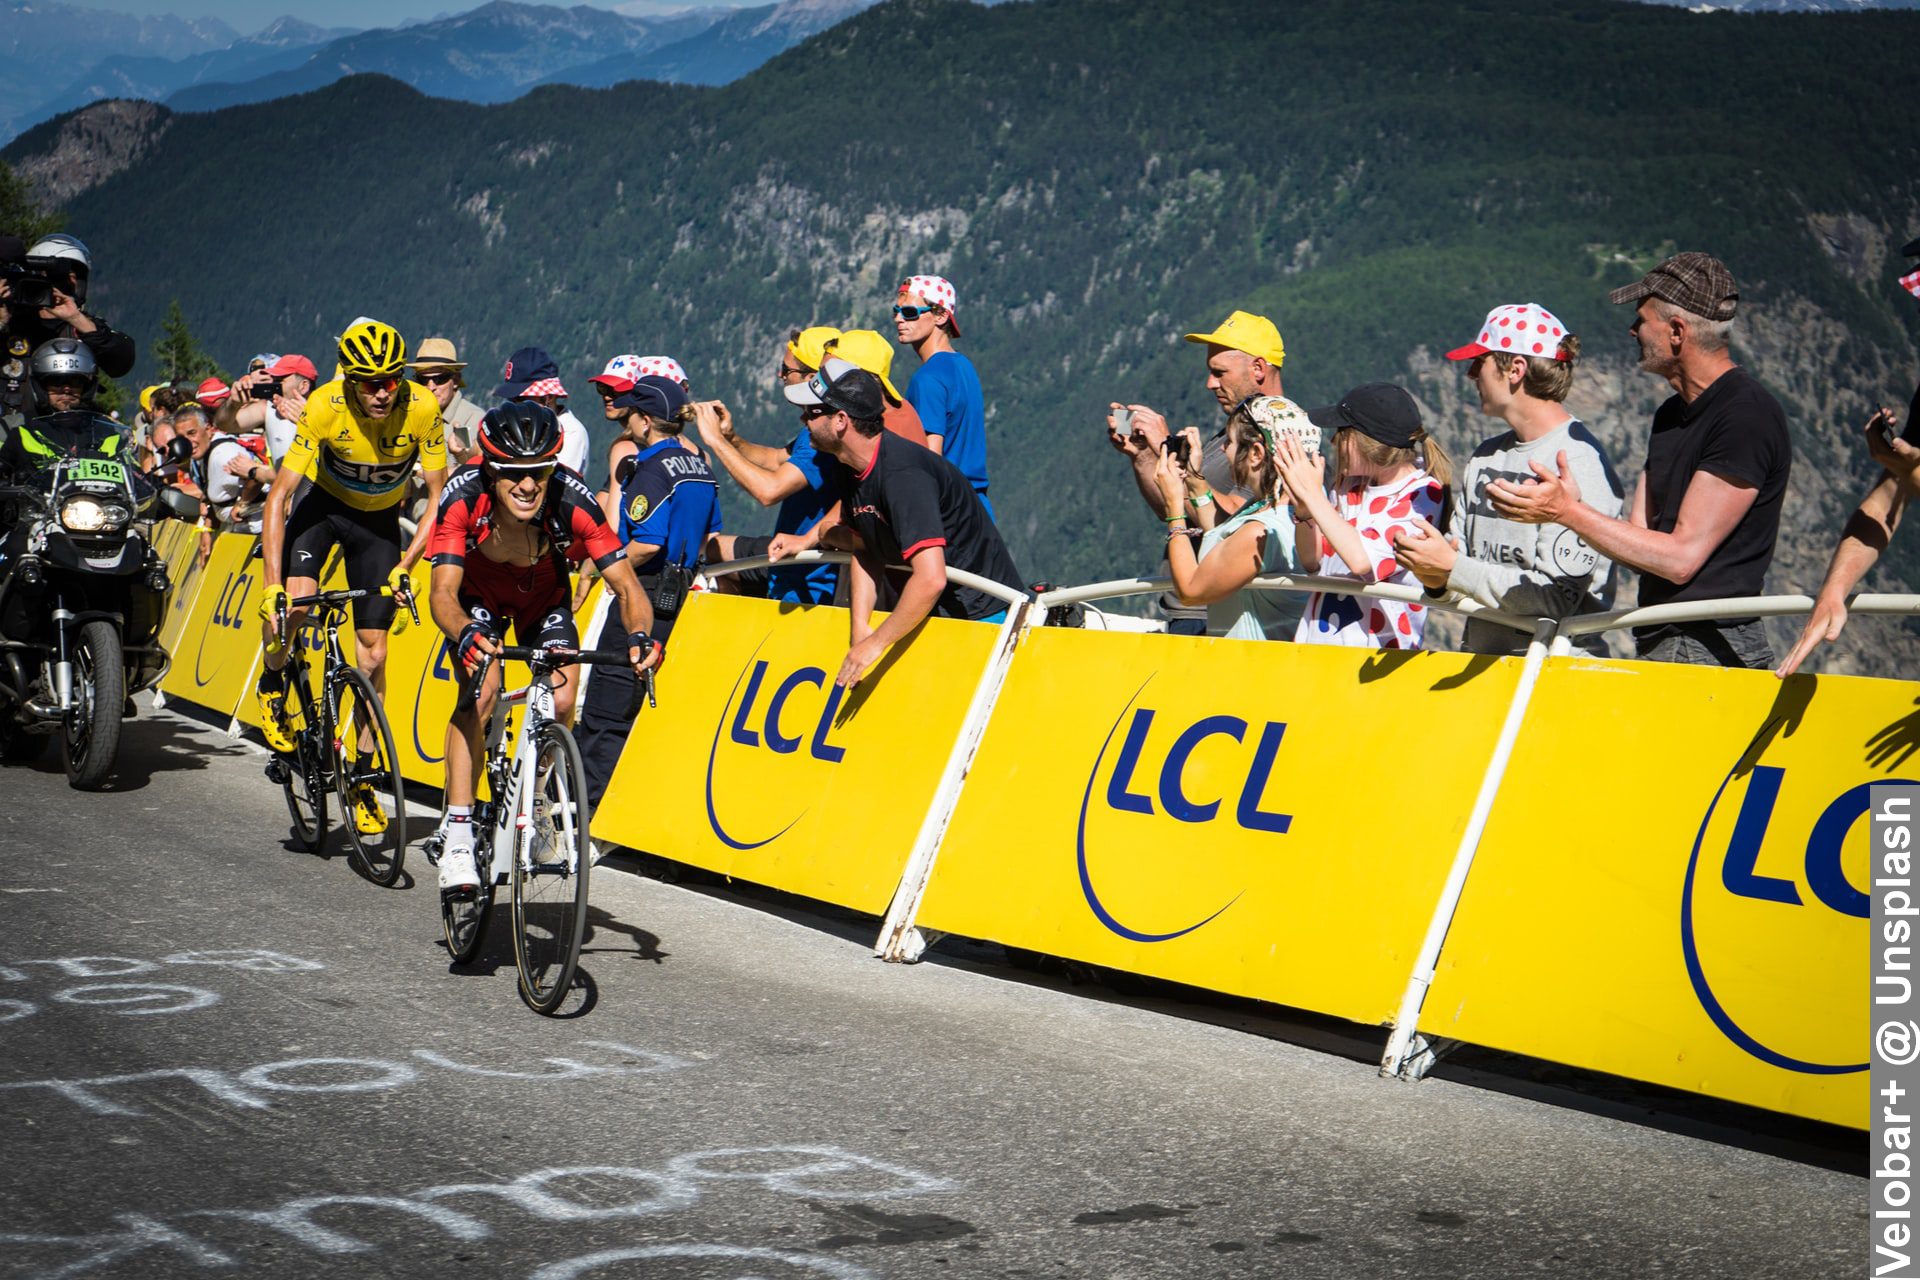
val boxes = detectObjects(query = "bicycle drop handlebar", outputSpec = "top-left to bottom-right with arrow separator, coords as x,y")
459,646 -> 658,711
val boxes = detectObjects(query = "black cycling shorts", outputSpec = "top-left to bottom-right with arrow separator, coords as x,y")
282,484 -> 402,631
464,598 -> 578,653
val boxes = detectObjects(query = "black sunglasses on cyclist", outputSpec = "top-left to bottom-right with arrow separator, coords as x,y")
352,375 -> 401,393
489,461 -> 556,482
892,304 -> 943,322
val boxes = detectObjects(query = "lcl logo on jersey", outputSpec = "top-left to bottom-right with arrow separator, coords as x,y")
704,634 -> 851,851
1684,737 -> 1915,1075
1077,676 -> 1292,942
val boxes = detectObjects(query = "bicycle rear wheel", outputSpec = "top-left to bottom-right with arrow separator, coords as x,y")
331,668 -> 408,888
511,721 -> 592,1014
280,663 -> 327,851
442,825 -> 498,964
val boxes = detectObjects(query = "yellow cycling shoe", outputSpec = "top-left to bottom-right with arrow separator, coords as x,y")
256,681 -> 296,753
351,784 -> 389,835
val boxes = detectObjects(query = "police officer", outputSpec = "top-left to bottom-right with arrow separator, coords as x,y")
0,340 -> 122,485
575,374 -> 722,805
0,234 -> 137,432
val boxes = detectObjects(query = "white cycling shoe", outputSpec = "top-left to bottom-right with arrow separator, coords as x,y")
438,843 -> 480,893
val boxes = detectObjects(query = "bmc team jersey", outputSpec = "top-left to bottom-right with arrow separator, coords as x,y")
429,462 -> 624,575
283,377 -> 447,511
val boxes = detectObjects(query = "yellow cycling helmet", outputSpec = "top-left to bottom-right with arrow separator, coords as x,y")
337,318 -> 407,378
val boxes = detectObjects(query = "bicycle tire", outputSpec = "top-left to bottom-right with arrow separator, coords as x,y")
280,662 -> 327,851
331,667 -> 408,888
511,721 -> 592,1014
442,826 -> 498,964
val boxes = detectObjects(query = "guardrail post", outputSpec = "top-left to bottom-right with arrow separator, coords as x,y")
1380,616 -> 1558,1079
874,597 -> 1033,962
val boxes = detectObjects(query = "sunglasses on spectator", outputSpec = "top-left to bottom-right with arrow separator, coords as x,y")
775,362 -> 806,383
490,461 -> 556,482
800,404 -> 840,421
351,375 -> 401,393
892,304 -> 943,321
417,372 -> 455,387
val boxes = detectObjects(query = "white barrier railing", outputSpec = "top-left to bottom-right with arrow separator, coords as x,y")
1033,572 -> 1542,637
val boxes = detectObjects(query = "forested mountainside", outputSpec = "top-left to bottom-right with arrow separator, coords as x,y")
9,0 -> 1919,672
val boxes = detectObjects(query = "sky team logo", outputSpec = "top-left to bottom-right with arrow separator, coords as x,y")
1682,717 -> 1913,1074
704,632 -> 851,850
1076,675 -> 1292,942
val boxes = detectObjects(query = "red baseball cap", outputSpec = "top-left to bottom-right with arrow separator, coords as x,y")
265,353 -> 318,380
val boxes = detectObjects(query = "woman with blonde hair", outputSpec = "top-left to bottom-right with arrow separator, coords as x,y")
1155,395 -> 1314,640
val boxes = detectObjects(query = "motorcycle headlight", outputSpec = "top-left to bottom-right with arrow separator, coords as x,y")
60,497 -> 129,534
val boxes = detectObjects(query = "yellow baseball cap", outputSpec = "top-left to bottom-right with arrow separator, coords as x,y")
1183,310 -> 1285,367
788,325 -> 843,371
830,329 -> 904,404
139,383 -> 163,413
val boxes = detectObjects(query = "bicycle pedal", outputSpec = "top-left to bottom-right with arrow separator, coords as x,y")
263,758 -> 289,785
421,835 -> 444,866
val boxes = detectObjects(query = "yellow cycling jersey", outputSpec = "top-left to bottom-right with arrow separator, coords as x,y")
283,378 -> 447,511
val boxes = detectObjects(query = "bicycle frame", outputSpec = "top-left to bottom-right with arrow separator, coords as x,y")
473,667 -> 563,884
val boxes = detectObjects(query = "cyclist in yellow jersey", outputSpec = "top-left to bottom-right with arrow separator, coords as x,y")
254,320 -> 448,831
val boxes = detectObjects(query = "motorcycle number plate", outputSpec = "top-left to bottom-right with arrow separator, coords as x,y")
68,459 -> 127,486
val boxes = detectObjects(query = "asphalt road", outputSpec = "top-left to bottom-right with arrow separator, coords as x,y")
0,701 -> 1866,1280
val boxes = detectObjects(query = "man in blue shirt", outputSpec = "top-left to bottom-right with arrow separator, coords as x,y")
893,273 -> 993,521
577,374 -> 722,803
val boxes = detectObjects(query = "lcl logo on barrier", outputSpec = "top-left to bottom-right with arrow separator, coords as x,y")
411,637 -> 458,764
193,569 -> 254,687
704,634 -> 851,850
1685,751 -> 1917,1075
1078,677 -> 1291,942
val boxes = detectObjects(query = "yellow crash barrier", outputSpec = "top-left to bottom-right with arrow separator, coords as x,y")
911,626 -> 1526,1026
1420,659 -> 1914,1129
592,592 -> 1001,915
158,532 -> 266,718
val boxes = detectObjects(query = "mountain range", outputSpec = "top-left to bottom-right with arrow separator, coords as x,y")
6,0 -> 1919,676
0,0 -> 891,139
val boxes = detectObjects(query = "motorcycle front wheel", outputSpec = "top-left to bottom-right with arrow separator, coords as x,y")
63,619 -> 123,791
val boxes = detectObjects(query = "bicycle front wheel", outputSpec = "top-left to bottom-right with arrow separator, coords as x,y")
331,668 -> 408,888
281,664 -> 327,851
511,721 -> 592,1014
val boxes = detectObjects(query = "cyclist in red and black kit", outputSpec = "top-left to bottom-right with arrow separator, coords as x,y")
426,401 -> 658,893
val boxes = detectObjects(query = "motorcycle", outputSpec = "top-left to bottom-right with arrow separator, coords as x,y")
0,420 -> 189,789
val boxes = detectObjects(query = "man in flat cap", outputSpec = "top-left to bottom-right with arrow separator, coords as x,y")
1488,251 -> 1791,668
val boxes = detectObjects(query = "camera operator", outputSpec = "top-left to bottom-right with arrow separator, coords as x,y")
0,234 -> 135,429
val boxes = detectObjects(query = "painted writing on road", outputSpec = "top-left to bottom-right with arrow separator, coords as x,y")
0,1040 -> 692,1119
0,1146 -> 953,1278
0,950 -> 323,1024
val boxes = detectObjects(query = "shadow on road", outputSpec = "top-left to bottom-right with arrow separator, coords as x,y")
12,710 -> 253,792
581,904 -> 668,965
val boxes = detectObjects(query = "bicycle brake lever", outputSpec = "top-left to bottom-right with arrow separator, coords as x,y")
643,667 -> 656,709
463,653 -> 493,709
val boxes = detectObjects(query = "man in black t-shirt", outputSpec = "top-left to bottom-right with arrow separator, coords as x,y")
1777,237 -> 1920,676
1487,251 -> 1792,668
772,357 -> 1023,689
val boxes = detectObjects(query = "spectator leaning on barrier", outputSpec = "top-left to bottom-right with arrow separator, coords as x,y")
577,374 -> 723,805
1392,304 -> 1625,655
495,346 -> 588,475
409,339 -> 481,460
776,359 -> 1024,688
698,325 -> 843,603
1489,252 -> 1791,669
1111,310 -> 1284,635
1283,383 -> 1454,649
587,353 -> 650,526
894,274 -> 994,518
1157,395 -> 1312,640
1777,238 -> 1920,677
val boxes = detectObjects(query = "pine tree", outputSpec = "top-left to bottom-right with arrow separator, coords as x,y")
0,160 -> 61,242
151,300 -> 227,385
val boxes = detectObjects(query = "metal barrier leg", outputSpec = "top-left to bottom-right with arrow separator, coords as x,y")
1380,618 -> 1557,1079
874,601 -> 1033,962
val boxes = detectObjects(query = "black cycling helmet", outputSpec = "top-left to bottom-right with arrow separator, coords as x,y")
477,400 -> 563,467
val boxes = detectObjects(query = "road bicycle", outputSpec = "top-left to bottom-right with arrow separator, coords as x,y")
262,584 -> 415,887
425,644 -> 639,1014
